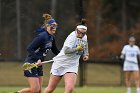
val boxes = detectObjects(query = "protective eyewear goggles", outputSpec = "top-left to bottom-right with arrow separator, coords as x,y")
77,29 -> 86,36
50,24 -> 58,29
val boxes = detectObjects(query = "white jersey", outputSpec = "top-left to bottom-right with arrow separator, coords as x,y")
121,45 -> 140,63
53,31 -> 88,68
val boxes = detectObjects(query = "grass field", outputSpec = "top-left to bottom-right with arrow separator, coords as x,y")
0,86 -> 137,93
0,62 -> 131,93
0,62 -> 122,86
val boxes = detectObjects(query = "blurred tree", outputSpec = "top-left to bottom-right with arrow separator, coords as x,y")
1,0 -> 140,60
101,0 -> 140,30
86,0 -> 140,59
0,0 -> 17,60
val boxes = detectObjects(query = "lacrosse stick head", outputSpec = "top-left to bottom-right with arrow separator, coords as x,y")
22,63 -> 38,70
77,38 -> 87,48
76,38 -> 84,55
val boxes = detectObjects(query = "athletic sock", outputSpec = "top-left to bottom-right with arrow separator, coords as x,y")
136,87 -> 140,93
126,87 -> 131,93
14,91 -> 20,93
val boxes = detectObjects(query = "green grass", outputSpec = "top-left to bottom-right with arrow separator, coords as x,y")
0,62 -> 136,93
0,86 -> 137,93
0,62 -> 122,86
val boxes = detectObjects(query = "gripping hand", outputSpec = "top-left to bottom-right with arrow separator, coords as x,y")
76,45 -> 84,51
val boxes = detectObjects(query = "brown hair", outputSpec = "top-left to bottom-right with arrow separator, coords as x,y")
42,13 -> 53,26
77,18 -> 87,26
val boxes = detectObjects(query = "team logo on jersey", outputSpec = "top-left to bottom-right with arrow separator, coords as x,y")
43,49 -> 51,56
45,42 -> 52,49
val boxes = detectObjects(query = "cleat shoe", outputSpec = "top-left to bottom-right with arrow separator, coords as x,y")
9,92 -> 19,93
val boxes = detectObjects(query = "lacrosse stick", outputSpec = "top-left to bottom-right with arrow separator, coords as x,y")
77,38 -> 82,46
77,38 -> 87,55
23,60 -> 53,70
77,38 -> 87,49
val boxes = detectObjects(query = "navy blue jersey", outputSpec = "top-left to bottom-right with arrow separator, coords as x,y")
25,28 -> 59,63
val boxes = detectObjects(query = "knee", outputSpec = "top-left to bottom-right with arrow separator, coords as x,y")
67,88 -> 74,93
125,78 -> 131,82
65,85 -> 74,93
134,76 -> 139,81
44,87 -> 54,93
30,87 -> 40,93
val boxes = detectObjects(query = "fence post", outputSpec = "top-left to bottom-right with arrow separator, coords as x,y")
16,0 -> 21,60
79,58 -> 86,87
120,60 -> 124,86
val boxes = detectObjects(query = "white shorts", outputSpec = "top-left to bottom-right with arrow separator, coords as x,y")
50,62 -> 78,76
123,61 -> 139,71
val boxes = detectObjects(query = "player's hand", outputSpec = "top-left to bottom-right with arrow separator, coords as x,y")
36,59 -> 42,66
83,55 -> 89,61
76,45 -> 84,51
120,55 -> 124,59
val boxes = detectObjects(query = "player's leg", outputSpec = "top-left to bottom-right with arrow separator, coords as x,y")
19,77 -> 41,93
38,76 -> 43,93
64,72 -> 77,93
37,66 -> 44,93
43,74 -> 62,93
125,71 -> 132,93
18,67 -> 43,93
133,71 -> 140,93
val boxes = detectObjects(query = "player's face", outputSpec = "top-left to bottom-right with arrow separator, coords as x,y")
46,22 -> 58,35
76,28 -> 87,38
129,40 -> 135,46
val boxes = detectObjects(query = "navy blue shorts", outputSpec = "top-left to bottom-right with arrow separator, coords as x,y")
24,66 -> 43,77
24,57 -> 44,77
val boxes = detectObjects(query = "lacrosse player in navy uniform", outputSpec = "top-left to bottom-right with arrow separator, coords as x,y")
14,13 -> 59,93
43,19 -> 89,93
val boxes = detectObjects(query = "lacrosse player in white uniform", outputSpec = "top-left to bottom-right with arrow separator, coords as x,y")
120,36 -> 140,93
43,19 -> 89,93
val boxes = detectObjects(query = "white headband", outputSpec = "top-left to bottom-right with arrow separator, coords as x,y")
77,25 -> 87,30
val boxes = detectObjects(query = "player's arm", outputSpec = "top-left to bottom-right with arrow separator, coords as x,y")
51,38 -> 60,55
64,46 -> 83,54
64,34 -> 84,54
120,53 -> 125,60
83,41 -> 89,56
119,53 -> 125,62
27,35 -> 43,58
137,54 -> 140,63
137,46 -> 140,62
83,40 -> 89,61
119,46 -> 126,61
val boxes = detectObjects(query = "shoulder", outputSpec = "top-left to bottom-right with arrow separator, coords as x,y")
35,27 -> 46,33
82,35 -> 87,41
39,31 -> 48,36
83,34 -> 87,39
69,31 -> 76,36
64,31 -> 76,44
67,31 -> 76,39
134,45 -> 140,49
37,31 -> 49,40
122,45 -> 129,49
124,45 -> 129,47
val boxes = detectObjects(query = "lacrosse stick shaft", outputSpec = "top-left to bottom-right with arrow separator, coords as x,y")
22,60 -> 54,70
42,60 -> 54,64
77,38 -> 82,46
